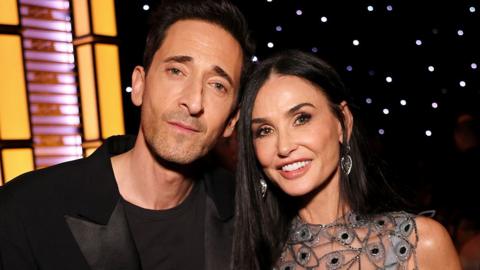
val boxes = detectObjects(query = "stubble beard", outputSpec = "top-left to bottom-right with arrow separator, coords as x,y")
144,129 -> 205,164
141,114 -> 213,165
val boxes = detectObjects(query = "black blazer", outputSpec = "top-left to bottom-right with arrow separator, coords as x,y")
0,136 -> 235,270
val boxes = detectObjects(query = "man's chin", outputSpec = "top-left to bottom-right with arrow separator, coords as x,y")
150,144 -> 205,165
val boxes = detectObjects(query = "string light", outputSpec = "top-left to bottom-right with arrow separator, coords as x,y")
127,0 -> 478,152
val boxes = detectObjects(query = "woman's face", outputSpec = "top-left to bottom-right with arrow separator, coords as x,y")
251,74 -> 351,197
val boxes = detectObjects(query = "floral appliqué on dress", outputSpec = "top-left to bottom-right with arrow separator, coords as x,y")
275,212 -> 419,270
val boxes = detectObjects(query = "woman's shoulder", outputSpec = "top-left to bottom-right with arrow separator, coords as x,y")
413,214 -> 456,251
414,214 -> 450,245
412,214 -> 462,270
367,211 -> 461,269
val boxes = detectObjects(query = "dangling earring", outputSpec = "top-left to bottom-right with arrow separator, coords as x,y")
259,177 -> 268,198
341,144 -> 352,175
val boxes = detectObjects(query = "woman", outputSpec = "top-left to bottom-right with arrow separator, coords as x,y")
232,50 -> 461,270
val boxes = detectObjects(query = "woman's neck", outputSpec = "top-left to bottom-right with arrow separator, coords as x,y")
297,173 -> 350,225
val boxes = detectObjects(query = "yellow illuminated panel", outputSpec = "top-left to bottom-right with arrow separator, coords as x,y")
0,0 -> 19,25
0,35 -> 31,140
2,148 -> 34,183
77,44 -> 100,140
91,0 -> 117,36
72,0 -> 91,37
85,147 -> 97,157
95,44 -> 124,139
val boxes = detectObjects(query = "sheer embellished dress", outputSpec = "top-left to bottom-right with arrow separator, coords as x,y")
274,212 -> 419,270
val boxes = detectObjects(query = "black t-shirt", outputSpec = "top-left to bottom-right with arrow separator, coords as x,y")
122,182 -> 206,270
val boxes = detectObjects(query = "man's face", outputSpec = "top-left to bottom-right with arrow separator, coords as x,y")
131,19 -> 243,164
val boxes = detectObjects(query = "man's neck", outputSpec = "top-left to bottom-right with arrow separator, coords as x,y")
111,136 -> 198,211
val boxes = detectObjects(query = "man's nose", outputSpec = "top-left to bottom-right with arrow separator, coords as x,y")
179,79 -> 204,116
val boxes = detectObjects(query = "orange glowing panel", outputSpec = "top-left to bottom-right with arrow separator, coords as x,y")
85,147 -> 97,157
0,0 -> 19,25
76,44 -> 100,141
2,148 -> 35,183
0,34 -> 31,140
94,44 -> 124,139
91,0 -> 117,36
72,0 -> 91,37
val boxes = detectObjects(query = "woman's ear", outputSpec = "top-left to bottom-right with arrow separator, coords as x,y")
339,101 -> 354,143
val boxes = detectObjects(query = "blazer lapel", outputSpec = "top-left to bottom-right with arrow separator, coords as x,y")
204,196 -> 234,270
203,167 -> 235,270
65,201 -> 141,270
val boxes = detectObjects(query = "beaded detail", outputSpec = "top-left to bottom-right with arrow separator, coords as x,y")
274,212 -> 419,270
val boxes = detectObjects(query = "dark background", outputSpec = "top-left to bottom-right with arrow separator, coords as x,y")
113,0 -> 479,240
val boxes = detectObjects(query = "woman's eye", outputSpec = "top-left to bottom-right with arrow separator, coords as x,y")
255,126 -> 273,138
294,113 -> 311,126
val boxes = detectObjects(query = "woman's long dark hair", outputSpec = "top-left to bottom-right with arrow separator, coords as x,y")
232,50 -> 406,269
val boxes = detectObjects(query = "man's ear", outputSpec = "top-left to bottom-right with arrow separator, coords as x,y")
131,66 -> 146,107
223,110 -> 240,138
339,101 -> 354,143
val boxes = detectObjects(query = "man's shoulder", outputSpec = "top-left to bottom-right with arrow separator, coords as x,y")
0,155 -> 94,208
0,135 -> 133,206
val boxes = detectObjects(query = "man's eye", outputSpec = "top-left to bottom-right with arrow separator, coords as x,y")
167,68 -> 182,75
212,82 -> 226,92
294,113 -> 311,126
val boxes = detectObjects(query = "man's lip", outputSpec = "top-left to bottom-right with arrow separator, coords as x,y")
167,121 -> 201,132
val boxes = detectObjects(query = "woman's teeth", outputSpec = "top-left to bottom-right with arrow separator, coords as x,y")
282,160 -> 310,172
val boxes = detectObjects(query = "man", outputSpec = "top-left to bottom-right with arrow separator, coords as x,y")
0,0 -> 254,269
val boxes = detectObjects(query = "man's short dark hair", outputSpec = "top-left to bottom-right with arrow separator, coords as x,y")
143,0 -> 255,103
